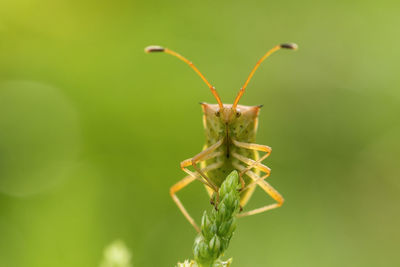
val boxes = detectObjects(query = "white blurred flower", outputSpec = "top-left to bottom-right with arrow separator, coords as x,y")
100,240 -> 132,267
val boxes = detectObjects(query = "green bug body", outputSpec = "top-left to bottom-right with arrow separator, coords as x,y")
200,103 -> 260,205
146,43 -> 297,231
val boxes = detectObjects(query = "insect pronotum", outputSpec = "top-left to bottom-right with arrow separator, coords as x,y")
146,43 -> 298,232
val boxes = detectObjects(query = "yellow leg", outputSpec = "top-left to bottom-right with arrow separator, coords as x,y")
231,139 -> 273,190
170,162 -> 223,232
170,175 -> 198,231
231,151 -> 271,177
180,139 -> 224,192
233,162 -> 284,218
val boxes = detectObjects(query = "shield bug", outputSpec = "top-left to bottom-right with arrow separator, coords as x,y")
145,43 -> 297,232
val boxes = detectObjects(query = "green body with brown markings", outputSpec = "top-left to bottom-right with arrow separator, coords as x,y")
200,103 -> 261,206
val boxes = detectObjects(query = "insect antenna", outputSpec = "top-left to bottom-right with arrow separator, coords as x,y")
232,43 -> 298,109
145,45 -> 224,109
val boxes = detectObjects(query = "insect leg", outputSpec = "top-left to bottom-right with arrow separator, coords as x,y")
231,139 -> 272,187
180,139 -> 224,193
231,151 -> 271,185
170,162 -> 223,232
233,162 -> 284,218
170,175 -> 198,231
231,151 -> 271,207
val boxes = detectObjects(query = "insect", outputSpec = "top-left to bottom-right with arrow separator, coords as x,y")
145,43 -> 297,232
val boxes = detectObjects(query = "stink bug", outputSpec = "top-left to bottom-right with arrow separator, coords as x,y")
146,43 -> 298,232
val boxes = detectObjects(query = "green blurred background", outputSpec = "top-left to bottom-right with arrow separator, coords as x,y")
0,0 -> 399,266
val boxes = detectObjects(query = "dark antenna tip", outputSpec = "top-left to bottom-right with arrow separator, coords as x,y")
145,45 -> 165,53
280,43 -> 298,50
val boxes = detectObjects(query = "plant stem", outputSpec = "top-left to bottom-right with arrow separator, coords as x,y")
177,170 -> 241,267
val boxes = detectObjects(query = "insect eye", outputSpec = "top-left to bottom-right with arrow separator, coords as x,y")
236,111 -> 241,117
215,111 -> 220,117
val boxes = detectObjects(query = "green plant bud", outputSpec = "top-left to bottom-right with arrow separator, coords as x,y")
201,211 -> 209,229
234,198 -> 240,209
227,171 -> 239,188
218,203 -> 227,221
226,193 -> 236,207
210,222 -> 218,235
193,243 -> 200,258
201,212 -> 213,239
199,241 -> 209,259
219,186 -> 227,197
218,218 -> 233,236
209,235 -> 221,255
227,221 -> 237,236
219,238 -> 229,252
210,208 -> 217,220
